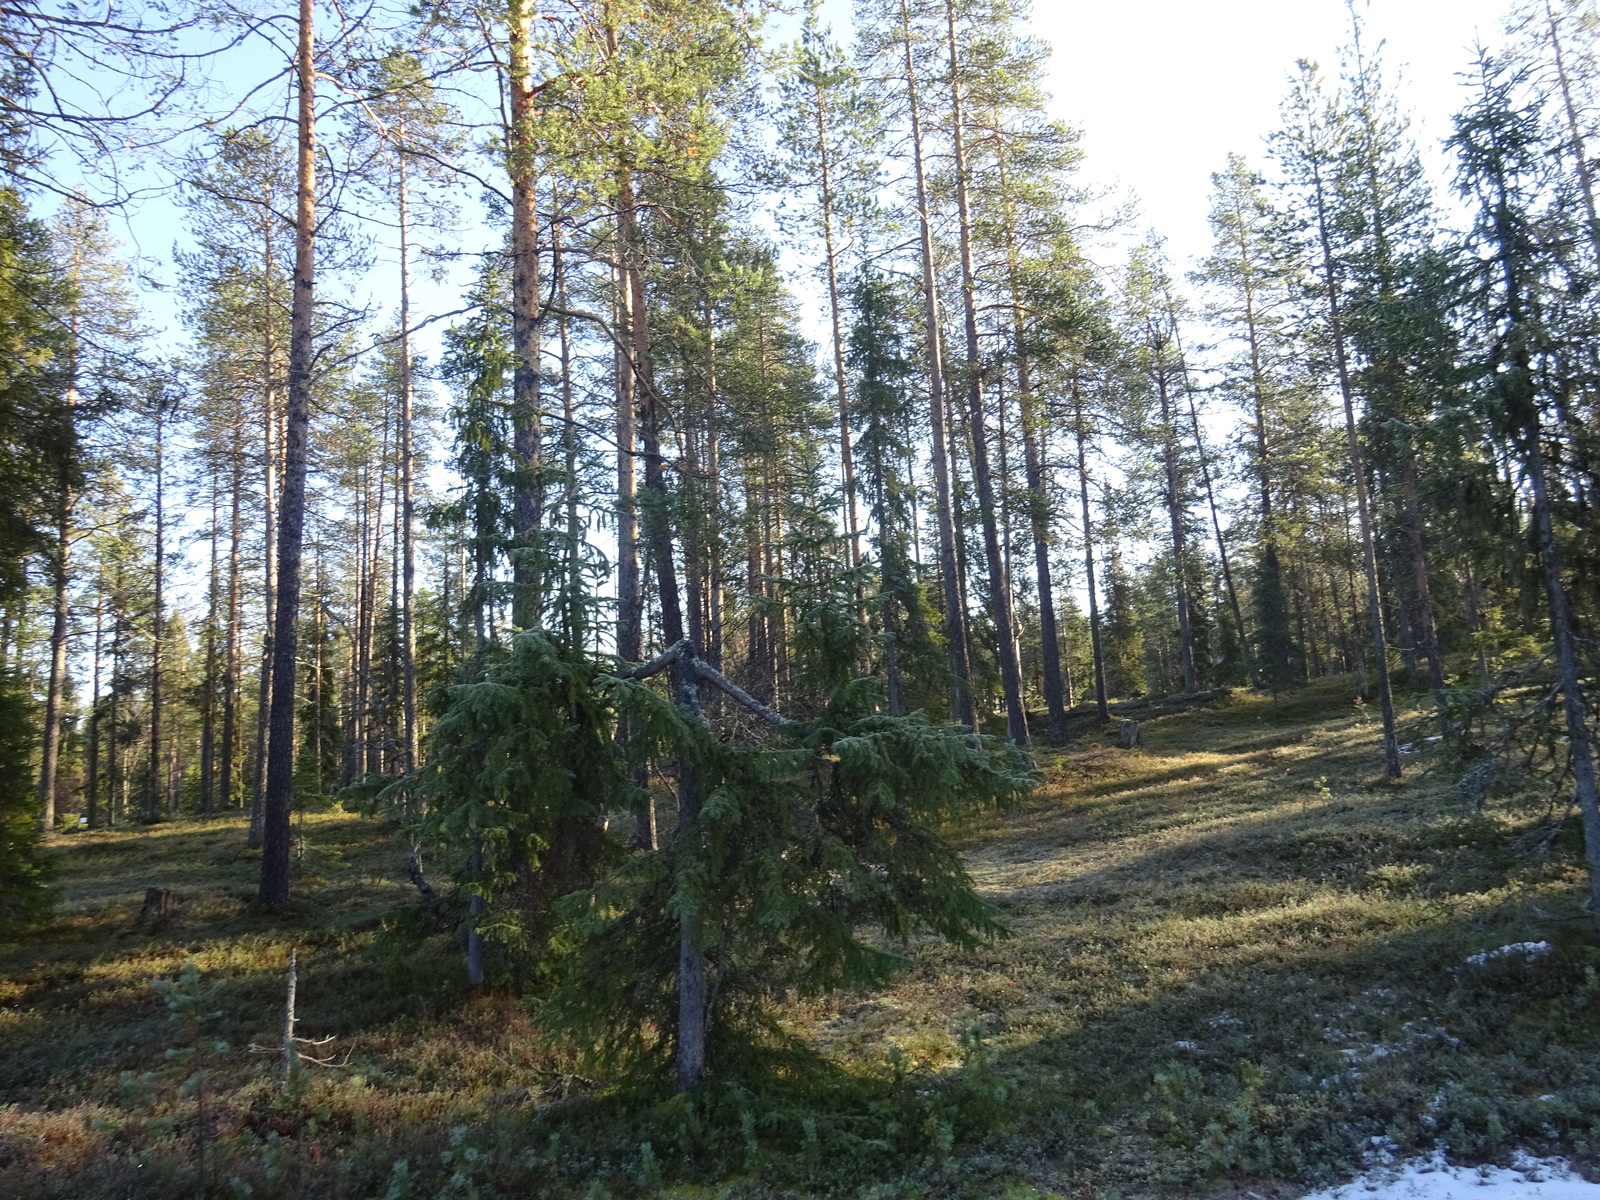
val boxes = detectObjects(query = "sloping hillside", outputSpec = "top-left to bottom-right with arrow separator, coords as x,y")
3,676 -> 1597,1198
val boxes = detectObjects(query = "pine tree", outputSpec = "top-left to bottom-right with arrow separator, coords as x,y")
0,183 -> 67,901
777,1 -> 881,570
1275,59 -> 1402,778
1336,13 -> 1448,693
858,0 -> 976,728
262,0 -> 326,908
963,14 -> 1084,738
354,46 -> 461,773
1198,154 -> 1305,691
935,0 -> 1028,743
178,125 -> 296,828
1122,244 -> 1200,695
849,271 -> 945,716
32,195 -> 138,832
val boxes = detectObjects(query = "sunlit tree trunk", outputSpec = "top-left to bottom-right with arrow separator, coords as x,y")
1305,147 -> 1402,778
220,422 -> 243,812
943,0 -> 1026,742
897,0 -> 973,727
998,167 -> 1065,739
86,589 -> 102,829
397,147 -> 420,772
200,481 -> 219,813
508,0 -> 544,628
1072,379 -> 1110,721
1152,356 -> 1198,694
35,490 -> 70,834
249,289 -> 282,846
259,0 -> 317,907
809,84 -> 861,568
148,398 -> 168,821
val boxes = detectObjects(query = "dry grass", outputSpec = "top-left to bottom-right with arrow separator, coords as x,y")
3,676 -> 1599,1197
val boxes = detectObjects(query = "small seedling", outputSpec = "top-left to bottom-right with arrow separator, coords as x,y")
147,962 -> 230,1200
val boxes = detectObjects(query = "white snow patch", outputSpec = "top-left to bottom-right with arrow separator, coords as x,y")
1299,1151 -> 1600,1200
1465,942 -> 1553,967
1173,1040 -> 1199,1050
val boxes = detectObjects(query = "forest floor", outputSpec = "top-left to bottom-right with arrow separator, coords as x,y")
4,674 -> 1600,1198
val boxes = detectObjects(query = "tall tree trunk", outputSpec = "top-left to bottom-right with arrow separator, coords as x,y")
223,419 -> 244,812
703,290 -> 724,672
35,488 -> 70,836
811,85 -> 861,568
86,590 -> 102,829
352,476 -> 372,777
770,490 -> 789,707
201,481 -> 219,814
397,149 -> 420,772
1488,143 -> 1600,923
615,170 -> 643,668
148,402 -> 166,821
612,152 -> 651,854
109,577 -> 124,827
998,176 -> 1065,739
943,0 -> 1026,744
947,375 -> 975,661
360,427 -> 390,777
897,0 -> 972,728
1073,382 -> 1110,721
37,237 -> 85,836
746,512 -> 765,696
551,205 -> 583,641
1017,355 -> 1063,739
1171,312 -> 1252,686
249,374 -> 281,842
508,0 -> 544,628
681,351 -> 706,657
1525,425 -> 1600,922
1546,0 -> 1600,270
619,214 -> 701,1092
1306,151 -> 1402,778
1153,357 -> 1198,694
259,0 -> 316,908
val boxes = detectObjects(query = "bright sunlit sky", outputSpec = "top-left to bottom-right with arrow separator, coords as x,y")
1023,0 -> 1512,266
763,0 -> 1520,378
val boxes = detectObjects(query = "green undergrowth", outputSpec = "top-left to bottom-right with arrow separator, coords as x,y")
4,674 -> 1600,1197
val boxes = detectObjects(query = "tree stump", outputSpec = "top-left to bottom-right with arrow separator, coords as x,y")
1118,720 -> 1143,749
140,887 -> 180,922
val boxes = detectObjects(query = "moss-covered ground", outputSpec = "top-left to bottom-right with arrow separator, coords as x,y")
4,674 -> 1598,1197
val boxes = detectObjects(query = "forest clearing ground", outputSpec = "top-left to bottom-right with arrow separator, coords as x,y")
4,674 -> 1600,1198
794,675 -> 1600,1195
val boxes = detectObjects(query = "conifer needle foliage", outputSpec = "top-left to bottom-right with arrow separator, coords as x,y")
546,671 -> 1037,1087
373,630 -> 627,969
381,580 -> 1036,1088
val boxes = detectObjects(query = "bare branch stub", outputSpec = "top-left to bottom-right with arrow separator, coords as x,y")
611,640 -> 685,682
692,659 -> 803,732
605,642 -> 805,733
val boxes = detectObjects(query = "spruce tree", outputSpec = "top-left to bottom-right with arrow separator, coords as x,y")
1452,53 -> 1600,923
